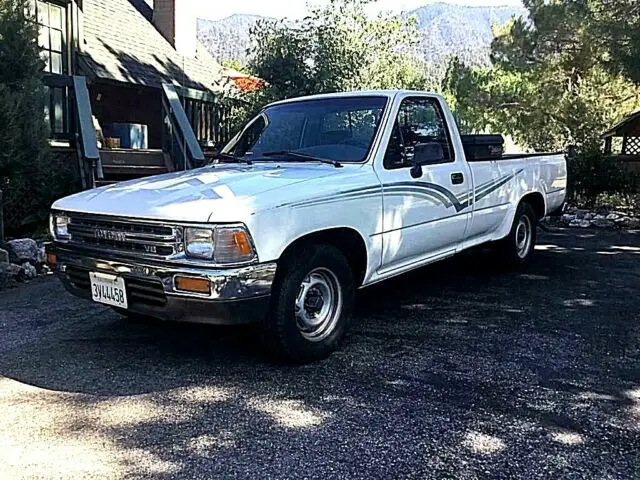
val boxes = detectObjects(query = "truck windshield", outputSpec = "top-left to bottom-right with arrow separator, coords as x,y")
223,96 -> 388,163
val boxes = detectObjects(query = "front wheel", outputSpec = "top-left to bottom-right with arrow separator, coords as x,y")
262,244 -> 355,363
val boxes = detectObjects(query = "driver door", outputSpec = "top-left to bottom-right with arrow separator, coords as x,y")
376,96 -> 471,274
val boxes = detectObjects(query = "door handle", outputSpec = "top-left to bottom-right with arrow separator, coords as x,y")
451,172 -> 464,185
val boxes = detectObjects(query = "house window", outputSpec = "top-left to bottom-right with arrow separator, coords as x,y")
36,1 -> 69,137
37,1 -> 67,75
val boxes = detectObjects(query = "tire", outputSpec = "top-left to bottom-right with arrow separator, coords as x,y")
498,201 -> 537,268
262,244 -> 355,363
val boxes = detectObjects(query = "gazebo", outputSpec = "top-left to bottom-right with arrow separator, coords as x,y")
602,110 -> 640,159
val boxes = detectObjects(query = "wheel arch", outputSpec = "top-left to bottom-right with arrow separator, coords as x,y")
521,191 -> 546,220
277,227 -> 369,287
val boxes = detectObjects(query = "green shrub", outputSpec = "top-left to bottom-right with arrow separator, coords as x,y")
568,149 -> 640,206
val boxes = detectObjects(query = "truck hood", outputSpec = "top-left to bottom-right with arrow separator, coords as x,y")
52,163 -> 342,222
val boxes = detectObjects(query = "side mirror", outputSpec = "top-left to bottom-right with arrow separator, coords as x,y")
410,142 -> 444,178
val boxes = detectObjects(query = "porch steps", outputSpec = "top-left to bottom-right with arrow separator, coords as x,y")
96,149 -> 173,186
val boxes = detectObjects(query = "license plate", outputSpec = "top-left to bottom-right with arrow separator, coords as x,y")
89,272 -> 128,309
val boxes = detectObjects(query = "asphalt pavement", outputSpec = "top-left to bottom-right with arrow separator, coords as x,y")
1,229 -> 639,479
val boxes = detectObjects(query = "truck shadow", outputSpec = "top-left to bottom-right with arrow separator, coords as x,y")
1,229 -> 639,477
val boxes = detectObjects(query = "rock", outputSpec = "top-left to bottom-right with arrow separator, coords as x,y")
583,212 -> 594,221
0,262 -> 9,289
0,248 -> 8,264
579,220 -> 591,228
591,218 -> 615,228
37,246 -> 46,264
6,263 -> 23,281
617,217 -> 640,229
21,262 -> 37,280
594,214 -> 606,220
575,210 -> 588,220
561,214 -> 576,224
5,238 -> 38,264
606,213 -> 620,220
569,219 -> 582,228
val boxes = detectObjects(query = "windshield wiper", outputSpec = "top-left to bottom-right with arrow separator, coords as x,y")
211,151 -> 253,165
261,150 -> 342,168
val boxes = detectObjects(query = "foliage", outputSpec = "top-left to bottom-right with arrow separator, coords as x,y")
443,0 -> 640,201
569,149 -> 639,205
246,0 -> 430,105
0,0 -> 62,235
198,5 -> 525,74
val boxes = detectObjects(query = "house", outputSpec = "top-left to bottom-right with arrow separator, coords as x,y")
36,0 -> 238,187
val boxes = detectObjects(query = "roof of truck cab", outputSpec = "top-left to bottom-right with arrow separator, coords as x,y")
267,90 -> 443,107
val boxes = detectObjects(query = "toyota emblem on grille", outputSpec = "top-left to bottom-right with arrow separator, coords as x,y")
94,229 -> 127,242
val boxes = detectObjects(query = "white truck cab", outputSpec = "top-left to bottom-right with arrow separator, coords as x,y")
49,90 -> 567,362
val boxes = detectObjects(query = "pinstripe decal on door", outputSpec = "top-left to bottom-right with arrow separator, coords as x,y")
280,169 -> 524,211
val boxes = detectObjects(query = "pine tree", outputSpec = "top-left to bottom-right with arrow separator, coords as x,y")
0,0 -> 52,234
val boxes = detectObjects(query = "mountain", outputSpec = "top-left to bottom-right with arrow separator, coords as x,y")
411,3 -> 526,67
197,14 -> 271,66
197,3 -> 527,68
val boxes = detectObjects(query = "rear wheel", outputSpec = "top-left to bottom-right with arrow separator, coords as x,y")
499,201 -> 537,268
262,244 -> 355,363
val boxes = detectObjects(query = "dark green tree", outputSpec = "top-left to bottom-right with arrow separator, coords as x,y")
245,0 -> 430,108
0,0 -> 54,234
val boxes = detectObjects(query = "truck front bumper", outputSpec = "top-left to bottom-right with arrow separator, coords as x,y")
47,244 -> 277,325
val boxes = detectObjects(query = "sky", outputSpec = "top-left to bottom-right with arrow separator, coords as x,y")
194,0 -> 524,21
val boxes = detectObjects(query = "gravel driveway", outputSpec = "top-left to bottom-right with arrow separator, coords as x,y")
1,229 -> 639,479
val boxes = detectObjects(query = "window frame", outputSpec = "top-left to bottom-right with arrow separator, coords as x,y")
383,96 -> 456,171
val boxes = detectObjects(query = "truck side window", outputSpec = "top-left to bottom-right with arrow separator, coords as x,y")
384,97 -> 454,169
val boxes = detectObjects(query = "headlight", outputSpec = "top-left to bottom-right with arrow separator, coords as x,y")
184,227 -> 214,260
184,226 -> 256,263
50,213 -> 71,241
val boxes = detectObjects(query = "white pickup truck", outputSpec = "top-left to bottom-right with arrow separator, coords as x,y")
49,91 -> 566,362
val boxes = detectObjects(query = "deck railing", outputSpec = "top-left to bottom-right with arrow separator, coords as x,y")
161,84 -> 206,171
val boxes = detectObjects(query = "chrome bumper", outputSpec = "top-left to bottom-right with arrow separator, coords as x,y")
49,244 -> 277,325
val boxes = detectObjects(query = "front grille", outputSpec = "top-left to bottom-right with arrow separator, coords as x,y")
66,266 -> 167,308
67,214 -> 179,258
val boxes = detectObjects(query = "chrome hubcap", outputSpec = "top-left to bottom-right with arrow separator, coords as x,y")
516,215 -> 533,258
295,267 -> 342,342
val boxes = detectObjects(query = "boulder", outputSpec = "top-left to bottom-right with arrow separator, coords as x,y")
583,212 -> 594,221
569,219 -> 582,228
606,213 -> 620,221
617,217 -> 640,229
21,262 -> 37,280
579,219 -> 591,228
5,239 -> 38,264
561,214 -> 576,224
0,262 -> 9,290
37,245 -> 46,264
591,218 -> 615,228
7,263 -> 23,281
0,248 -> 8,264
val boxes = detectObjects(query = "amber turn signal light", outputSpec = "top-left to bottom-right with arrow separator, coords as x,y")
174,276 -> 211,294
46,253 -> 57,265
